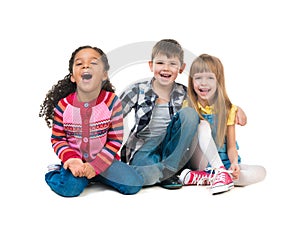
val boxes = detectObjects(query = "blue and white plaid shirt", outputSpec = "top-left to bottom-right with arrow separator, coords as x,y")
119,78 -> 187,162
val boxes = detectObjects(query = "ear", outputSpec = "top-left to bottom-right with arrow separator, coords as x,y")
179,63 -> 186,74
148,61 -> 154,72
70,73 -> 76,83
103,71 -> 108,81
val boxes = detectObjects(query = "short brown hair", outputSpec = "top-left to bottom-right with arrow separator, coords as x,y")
151,39 -> 184,65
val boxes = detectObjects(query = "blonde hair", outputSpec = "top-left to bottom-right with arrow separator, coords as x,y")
187,54 -> 232,148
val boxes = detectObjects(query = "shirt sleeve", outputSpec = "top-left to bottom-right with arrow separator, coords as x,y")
227,104 -> 238,125
51,100 -> 81,163
119,83 -> 139,118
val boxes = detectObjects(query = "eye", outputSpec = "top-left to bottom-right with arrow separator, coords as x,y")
170,62 -> 179,68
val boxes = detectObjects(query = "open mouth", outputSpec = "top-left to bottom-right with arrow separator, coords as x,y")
82,73 -> 92,80
160,73 -> 171,78
199,88 -> 210,95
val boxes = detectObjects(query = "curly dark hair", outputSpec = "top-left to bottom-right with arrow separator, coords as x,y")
39,45 -> 115,128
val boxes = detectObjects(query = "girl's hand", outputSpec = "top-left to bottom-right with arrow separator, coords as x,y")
83,163 -> 96,179
229,163 -> 240,180
63,158 -> 85,177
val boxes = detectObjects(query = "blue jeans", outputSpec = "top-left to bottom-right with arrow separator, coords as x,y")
130,107 -> 199,185
45,159 -> 144,197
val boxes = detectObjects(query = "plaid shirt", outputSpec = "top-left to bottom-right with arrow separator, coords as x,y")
119,78 -> 187,162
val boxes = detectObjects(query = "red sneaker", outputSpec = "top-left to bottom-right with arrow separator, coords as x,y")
210,167 -> 234,195
179,169 -> 211,186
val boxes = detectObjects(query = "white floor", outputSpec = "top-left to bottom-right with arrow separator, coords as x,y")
3,161 -> 296,226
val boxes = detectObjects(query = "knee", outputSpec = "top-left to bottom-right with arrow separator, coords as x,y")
180,107 -> 199,124
121,185 -> 143,195
133,165 -> 162,186
237,164 -> 267,186
118,174 -> 144,195
59,180 -> 86,197
45,170 -> 87,197
257,165 -> 267,181
249,165 -> 267,182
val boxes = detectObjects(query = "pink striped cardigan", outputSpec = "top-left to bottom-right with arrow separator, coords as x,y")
51,90 -> 123,175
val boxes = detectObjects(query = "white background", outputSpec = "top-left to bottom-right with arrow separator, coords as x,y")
1,0 -> 299,225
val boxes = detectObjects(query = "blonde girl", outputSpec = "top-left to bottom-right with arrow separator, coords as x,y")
180,54 -> 266,191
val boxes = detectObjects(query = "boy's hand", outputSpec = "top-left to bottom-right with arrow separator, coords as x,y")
63,158 -> 85,177
235,106 -> 247,126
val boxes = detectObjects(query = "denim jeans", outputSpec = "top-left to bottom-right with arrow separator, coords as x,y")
130,107 -> 199,185
45,159 -> 144,197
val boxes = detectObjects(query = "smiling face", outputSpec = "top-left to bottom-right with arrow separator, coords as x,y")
149,54 -> 183,87
192,72 -> 217,106
71,48 -> 108,102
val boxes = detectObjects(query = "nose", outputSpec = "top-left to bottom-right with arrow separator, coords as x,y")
82,63 -> 90,69
162,63 -> 170,70
197,78 -> 207,86
203,77 -> 210,84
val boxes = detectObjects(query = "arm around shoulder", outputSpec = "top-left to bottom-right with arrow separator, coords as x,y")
235,106 -> 247,126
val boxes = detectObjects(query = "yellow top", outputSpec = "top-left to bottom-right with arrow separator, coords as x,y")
182,100 -> 237,125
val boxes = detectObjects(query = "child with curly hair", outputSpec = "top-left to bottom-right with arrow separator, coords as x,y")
39,45 -> 143,197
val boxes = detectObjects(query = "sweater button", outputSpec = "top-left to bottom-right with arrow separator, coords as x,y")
83,137 -> 89,143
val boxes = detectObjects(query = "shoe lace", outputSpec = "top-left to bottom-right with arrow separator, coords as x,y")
195,173 -> 211,186
204,167 -> 233,187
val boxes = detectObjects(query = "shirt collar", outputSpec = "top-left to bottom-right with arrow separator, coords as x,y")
197,102 -> 214,114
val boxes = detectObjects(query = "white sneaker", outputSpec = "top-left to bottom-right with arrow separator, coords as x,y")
47,164 -> 61,172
